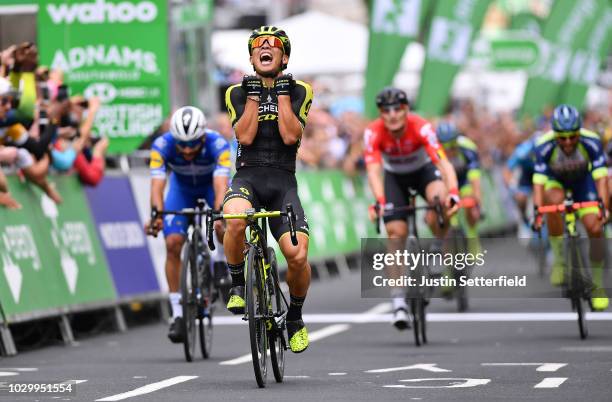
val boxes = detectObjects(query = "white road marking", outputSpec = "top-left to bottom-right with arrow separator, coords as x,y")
482,363 -> 567,372
285,375 -> 310,378
561,346 -> 612,352
0,372 -> 18,377
534,377 -> 567,388
213,312 -> 612,325
219,324 -> 350,365
62,380 -> 88,385
328,372 -> 347,376
132,376 -> 147,379
2,368 -> 38,372
367,364 -> 451,374
95,376 -> 198,401
384,378 -> 491,389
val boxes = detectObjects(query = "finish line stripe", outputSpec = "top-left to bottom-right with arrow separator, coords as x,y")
212,312 -> 612,325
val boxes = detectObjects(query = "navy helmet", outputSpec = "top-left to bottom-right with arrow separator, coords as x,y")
551,104 -> 581,132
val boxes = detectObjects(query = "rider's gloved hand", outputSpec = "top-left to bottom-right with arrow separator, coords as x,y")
368,196 -> 386,222
242,75 -> 262,97
445,188 -> 460,217
274,74 -> 294,96
531,205 -> 543,231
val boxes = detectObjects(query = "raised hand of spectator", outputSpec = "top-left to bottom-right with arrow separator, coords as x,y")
13,42 -> 38,72
1,45 -> 16,69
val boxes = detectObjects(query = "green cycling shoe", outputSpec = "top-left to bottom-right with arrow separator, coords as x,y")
226,286 -> 245,315
591,288 -> 609,311
287,319 -> 309,353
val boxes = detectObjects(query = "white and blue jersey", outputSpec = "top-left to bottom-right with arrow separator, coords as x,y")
150,130 -> 231,236
507,137 -> 536,193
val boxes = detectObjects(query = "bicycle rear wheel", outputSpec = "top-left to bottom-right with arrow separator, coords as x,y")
410,298 -> 423,346
452,229 -> 469,312
180,242 -> 198,362
246,247 -> 268,388
267,248 -> 285,383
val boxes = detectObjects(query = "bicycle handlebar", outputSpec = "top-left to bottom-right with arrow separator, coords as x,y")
208,203 -> 299,247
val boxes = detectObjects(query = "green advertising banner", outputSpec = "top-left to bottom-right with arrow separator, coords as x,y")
416,0 -> 492,117
37,0 -> 170,154
364,0 -> 432,118
560,3 -> 612,110
520,0 -> 603,118
0,176 -> 116,320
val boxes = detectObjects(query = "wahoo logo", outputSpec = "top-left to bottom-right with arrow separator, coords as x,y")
47,0 -> 158,25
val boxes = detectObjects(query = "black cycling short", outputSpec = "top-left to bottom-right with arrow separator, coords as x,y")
383,162 -> 442,223
223,166 -> 309,241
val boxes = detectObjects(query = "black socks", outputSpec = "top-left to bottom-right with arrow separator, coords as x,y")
287,294 -> 306,321
228,262 -> 245,287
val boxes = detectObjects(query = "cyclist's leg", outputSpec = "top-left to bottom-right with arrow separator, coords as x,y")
460,184 -> 481,255
382,171 -> 411,328
222,174 -> 256,313
544,180 -> 565,286
268,172 -> 311,352
163,181 -> 190,341
576,179 -> 608,310
420,164 -> 448,239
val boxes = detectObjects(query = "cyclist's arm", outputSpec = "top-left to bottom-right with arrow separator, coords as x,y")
434,157 -> 459,193
366,162 -> 385,203
213,176 -> 228,210
584,132 -> 610,210
213,145 -> 231,210
225,84 -> 258,146
363,127 -> 384,203
279,80 -> 313,146
149,141 -> 167,211
277,96 -> 302,145
532,143 -> 550,208
150,178 -> 166,212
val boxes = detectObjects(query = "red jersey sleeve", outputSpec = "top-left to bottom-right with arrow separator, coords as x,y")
412,115 -> 446,163
363,125 -> 381,165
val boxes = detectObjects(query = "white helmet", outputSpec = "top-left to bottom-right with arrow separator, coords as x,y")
170,106 -> 207,142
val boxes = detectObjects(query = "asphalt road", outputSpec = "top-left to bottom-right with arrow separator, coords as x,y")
1,245 -> 612,401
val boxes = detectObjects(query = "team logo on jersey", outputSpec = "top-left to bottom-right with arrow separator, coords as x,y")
240,187 -> 250,196
150,150 -> 163,169
218,150 -> 231,167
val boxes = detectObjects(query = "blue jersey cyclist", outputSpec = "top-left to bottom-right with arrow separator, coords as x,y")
436,122 -> 482,255
145,106 -> 231,342
503,135 -> 538,227
532,104 -> 609,311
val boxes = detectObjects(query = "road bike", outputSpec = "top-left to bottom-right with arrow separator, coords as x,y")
374,190 -> 445,346
207,204 -> 297,387
535,191 -> 604,339
150,199 -> 217,361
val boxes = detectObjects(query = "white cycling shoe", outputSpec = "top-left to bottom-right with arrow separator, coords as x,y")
392,307 -> 410,330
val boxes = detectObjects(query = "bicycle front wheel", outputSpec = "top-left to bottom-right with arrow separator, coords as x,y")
180,242 -> 198,362
246,247 -> 268,388
410,297 -> 423,346
568,237 -> 588,339
267,247 -> 285,383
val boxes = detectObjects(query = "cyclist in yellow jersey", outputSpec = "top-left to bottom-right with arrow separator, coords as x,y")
223,26 -> 313,353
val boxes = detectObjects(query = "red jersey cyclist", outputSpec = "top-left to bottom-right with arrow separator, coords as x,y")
364,87 -> 459,330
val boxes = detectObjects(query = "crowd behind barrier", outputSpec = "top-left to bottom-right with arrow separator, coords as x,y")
0,42 -> 109,212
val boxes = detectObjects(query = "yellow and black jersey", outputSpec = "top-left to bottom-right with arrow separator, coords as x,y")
225,79 -> 313,172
